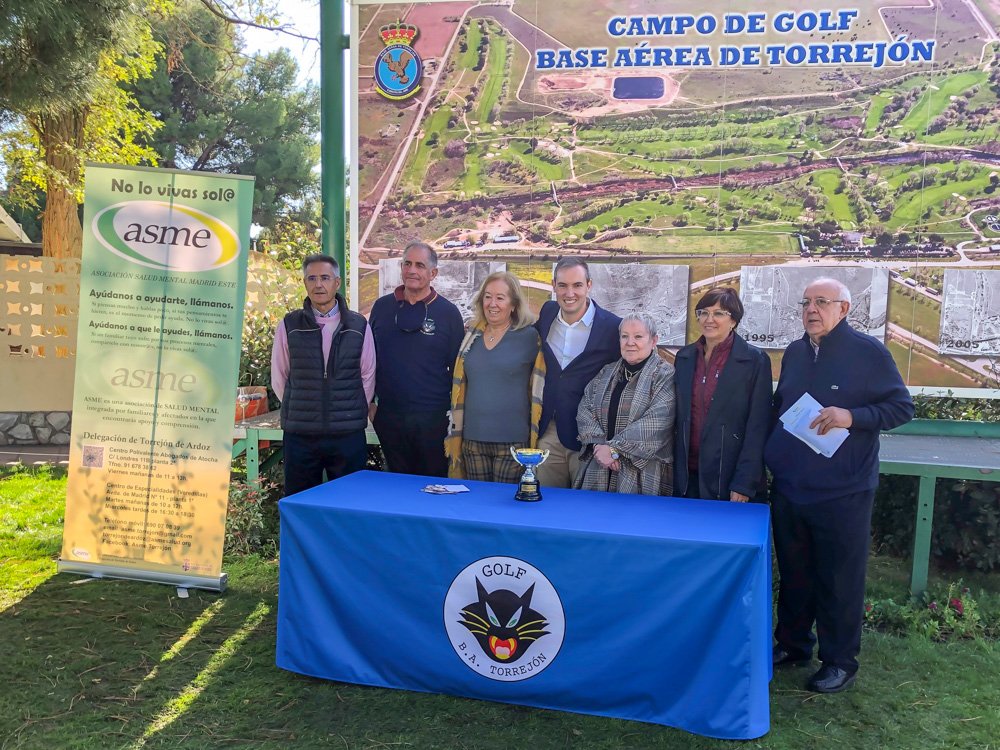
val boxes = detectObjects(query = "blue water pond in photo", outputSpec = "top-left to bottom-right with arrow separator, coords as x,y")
613,76 -> 664,100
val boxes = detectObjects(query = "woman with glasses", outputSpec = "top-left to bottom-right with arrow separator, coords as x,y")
445,272 -> 545,482
673,287 -> 772,501
574,312 -> 676,496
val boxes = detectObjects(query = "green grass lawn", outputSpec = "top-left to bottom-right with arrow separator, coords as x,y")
3,466 -> 999,749
613,230 -> 799,256
812,169 -> 856,225
888,340 -> 982,389
400,105 -> 453,193
474,25 -> 508,124
457,21 -> 482,72
561,199 -> 669,236
0,466 -> 66,610
889,282 -> 942,342
461,143 -> 485,195
897,71 -> 989,134
572,149 -> 629,178
921,123 -> 1000,147
888,171 -> 992,229
559,186 -> 797,239
865,93 -> 891,135
501,37 -> 530,111
508,140 -> 566,181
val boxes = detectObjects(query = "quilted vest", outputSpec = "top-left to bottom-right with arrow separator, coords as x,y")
280,296 -> 368,435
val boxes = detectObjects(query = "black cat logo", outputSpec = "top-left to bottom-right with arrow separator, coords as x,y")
458,578 -> 550,662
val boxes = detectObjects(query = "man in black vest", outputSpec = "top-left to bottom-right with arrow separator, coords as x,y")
271,254 -> 376,496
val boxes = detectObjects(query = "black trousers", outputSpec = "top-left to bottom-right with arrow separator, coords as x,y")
771,489 -> 875,674
372,407 -> 449,477
282,430 -> 369,497
685,470 -> 704,499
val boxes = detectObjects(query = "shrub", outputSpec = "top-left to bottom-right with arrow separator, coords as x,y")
865,581 -> 998,641
225,479 -> 280,557
912,394 -> 1000,421
873,477 -> 1000,572
873,394 -> 1000,572
227,447 -> 382,557
240,253 -> 303,399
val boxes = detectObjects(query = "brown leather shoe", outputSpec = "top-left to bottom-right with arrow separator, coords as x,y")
807,665 -> 857,693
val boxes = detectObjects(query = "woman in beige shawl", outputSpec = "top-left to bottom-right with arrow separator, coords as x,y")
574,312 -> 676,496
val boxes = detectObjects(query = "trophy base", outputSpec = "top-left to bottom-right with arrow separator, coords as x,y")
515,480 -> 542,502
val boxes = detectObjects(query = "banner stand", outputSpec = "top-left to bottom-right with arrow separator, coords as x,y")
59,164 -> 254,590
57,560 -> 227,593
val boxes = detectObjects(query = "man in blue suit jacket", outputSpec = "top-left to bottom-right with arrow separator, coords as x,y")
534,258 -> 622,488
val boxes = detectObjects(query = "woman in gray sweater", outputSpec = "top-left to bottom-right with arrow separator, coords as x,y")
445,272 -> 544,482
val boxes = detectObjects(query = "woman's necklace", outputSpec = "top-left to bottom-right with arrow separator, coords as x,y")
485,322 -> 511,343
623,355 -> 651,382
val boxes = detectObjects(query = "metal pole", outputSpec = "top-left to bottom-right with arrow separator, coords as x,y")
910,475 -> 936,598
320,0 -> 348,275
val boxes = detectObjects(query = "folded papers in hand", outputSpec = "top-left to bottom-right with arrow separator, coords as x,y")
779,392 -> 849,458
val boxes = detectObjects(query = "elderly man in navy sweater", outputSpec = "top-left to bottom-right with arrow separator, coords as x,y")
535,258 -> 621,488
766,277 -> 913,694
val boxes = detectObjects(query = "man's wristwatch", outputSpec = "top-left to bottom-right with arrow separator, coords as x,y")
609,447 -> 620,461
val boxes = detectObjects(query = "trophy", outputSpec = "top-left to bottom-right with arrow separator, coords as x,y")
510,447 -> 550,502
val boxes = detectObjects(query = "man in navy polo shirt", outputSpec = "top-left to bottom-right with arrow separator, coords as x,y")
369,241 -> 464,476
535,258 -> 622,488
766,277 -> 913,694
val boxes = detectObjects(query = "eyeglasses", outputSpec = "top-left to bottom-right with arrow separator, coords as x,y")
395,302 -> 436,335
694,309 -> 732,321
305,274 -> 336,283
799,298 -> 843,310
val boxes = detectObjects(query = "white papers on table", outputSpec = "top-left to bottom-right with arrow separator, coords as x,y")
421,484 -> 470,494
779,392 -> 849,458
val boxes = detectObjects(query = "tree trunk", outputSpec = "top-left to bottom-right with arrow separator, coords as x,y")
36,108 -> 88,258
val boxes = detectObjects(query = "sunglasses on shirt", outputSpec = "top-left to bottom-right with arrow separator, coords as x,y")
395,301 -> 436,335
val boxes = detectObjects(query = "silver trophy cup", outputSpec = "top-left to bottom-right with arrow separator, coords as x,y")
509,447 -> 550,502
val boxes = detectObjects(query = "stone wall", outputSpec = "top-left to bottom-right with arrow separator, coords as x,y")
0,412 -> 71,446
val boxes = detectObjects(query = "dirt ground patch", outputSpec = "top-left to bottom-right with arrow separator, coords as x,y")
539,75 -> 588,91
424,157 -> 465,191
536,71 -> 680,117
406,2 -> 475,59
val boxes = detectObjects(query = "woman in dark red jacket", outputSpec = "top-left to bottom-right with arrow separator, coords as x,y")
673,287 -> 773,501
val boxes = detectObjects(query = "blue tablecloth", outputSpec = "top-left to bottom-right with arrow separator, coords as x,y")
276,471 -> 771,740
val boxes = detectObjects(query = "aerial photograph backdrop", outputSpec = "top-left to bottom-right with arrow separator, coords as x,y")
353,0 -> 1000,389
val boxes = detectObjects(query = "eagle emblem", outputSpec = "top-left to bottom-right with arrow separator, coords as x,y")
384,50 -> 415,85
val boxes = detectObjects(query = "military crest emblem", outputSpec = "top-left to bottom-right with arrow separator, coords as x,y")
374,21 -> 422,101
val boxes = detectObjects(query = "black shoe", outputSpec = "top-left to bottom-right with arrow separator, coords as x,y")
771,646 -> 812,667
807,665 -> 857,693
772,646 -> 811,667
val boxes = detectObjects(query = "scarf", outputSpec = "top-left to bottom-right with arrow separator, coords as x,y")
444,322 -> 546,479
